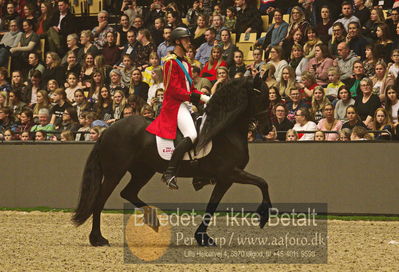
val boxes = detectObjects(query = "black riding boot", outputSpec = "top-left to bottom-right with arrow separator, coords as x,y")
162,137 -> 193,190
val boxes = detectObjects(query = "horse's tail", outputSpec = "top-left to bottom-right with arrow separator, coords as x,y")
72,139 -> 103,226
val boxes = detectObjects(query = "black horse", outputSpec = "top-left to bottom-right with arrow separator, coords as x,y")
72,77 -> 272,247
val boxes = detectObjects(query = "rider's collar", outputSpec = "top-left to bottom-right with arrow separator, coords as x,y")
172,52 -> 184,61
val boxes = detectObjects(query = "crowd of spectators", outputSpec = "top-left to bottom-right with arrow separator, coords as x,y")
0,0 -> 399,143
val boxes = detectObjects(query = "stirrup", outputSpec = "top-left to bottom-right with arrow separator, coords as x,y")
162,174 -> 179,190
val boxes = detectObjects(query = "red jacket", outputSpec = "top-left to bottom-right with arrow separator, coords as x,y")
146,55 -> 202,139
200,60 -> 227,82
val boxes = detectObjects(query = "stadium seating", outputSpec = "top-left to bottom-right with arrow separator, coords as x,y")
88,0 -> 103,16
261,15 -> 269,31
40,38 -> 46,61
71,0 -> 85,16
238,32 -> 257,43
8,56 -> 11,72
231,33 -> 236,44
71,0 -> 103,16
245,50 -> 255,61
236,42 -> 253,60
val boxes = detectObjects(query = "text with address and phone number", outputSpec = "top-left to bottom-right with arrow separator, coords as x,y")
123,203 -> 328,264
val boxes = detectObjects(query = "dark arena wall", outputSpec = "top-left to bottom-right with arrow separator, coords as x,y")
0,142 -> 398,215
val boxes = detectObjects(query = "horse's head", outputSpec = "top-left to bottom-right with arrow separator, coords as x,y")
248,75 -> 272,137
198,77 -> 271,149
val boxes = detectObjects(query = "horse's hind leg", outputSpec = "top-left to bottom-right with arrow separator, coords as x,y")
90,174 -> 124,246
120,166 -> 155,208
120,167 -> 159,230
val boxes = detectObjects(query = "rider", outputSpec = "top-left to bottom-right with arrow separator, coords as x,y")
146,27 -> 210,190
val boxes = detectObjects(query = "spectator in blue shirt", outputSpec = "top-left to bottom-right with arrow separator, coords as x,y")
195,28 -> 216,65
157,26 -> 174,64
255,9 -> 289,52
0,68 -> 11,93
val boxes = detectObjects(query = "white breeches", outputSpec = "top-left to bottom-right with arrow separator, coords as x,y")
177,103 -> 197,142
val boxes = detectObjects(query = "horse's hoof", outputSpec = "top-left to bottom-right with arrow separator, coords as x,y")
257,203 -> 272,229
143,207 -> 160,232
89,234 -> 110,247
195,232 -> 217,247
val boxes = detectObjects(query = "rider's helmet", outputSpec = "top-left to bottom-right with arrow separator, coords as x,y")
170,27 -> 191,44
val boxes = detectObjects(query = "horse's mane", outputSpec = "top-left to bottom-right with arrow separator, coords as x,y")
197,78 -> 252,149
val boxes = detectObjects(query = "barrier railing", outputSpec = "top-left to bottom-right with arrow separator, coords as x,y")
276,130 -> 393,140
0,130 -> 395,143
0,131 -> 91,143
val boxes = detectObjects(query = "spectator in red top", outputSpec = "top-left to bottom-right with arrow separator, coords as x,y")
200,46 -> 227,82
36,2 -> 53,36
298,71 -> 319,102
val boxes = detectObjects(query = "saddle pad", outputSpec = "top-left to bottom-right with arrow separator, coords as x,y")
156,136 -> 212,161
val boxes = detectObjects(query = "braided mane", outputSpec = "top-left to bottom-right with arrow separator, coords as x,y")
197,78 -> 252,149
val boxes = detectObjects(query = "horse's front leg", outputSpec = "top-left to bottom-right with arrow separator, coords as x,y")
233,167 -> 272,228
195,180 -> 232,246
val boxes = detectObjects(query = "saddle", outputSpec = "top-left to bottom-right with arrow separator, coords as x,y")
156,114 -> 212,161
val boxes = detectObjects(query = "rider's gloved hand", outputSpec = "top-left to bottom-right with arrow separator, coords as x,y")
190,92 -> 201,104
190,92 -> 210,104
200,94 -> 210,103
